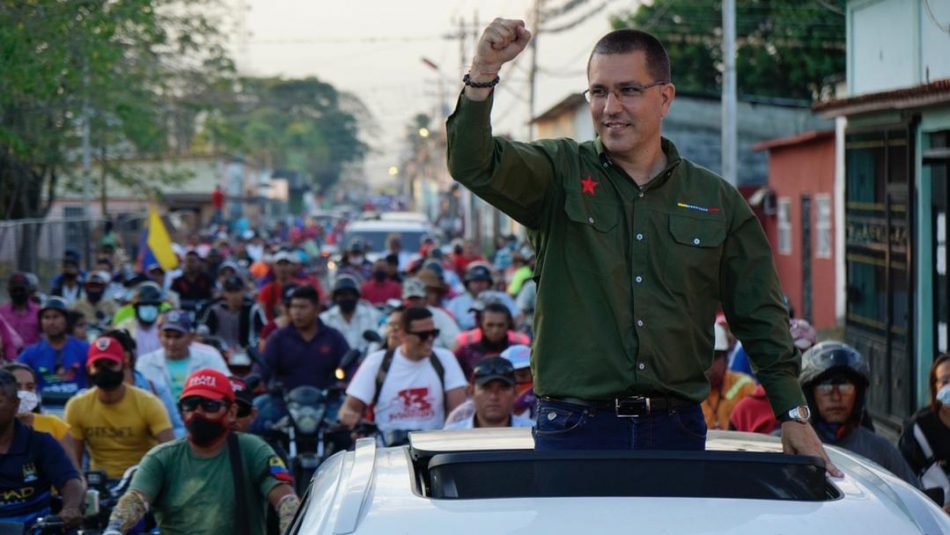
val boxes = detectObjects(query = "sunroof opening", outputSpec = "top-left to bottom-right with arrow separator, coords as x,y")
424,450 -> 839,501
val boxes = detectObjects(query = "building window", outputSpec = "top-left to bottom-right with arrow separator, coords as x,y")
815,194 -> 832,259
777,197 -> 792,255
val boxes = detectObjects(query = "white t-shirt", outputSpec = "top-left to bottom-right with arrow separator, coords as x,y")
346,346 -> 466,433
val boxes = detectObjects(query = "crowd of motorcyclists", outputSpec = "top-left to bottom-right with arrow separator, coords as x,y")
1,211 -> 949,532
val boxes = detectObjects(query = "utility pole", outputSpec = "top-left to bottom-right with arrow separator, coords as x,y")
527,0 -> 543,141
81,64 -> 93,269
721,0 -> 738,186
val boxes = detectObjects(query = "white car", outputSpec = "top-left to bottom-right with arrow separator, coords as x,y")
287,428 -> 950,535
343,219 -> 437,262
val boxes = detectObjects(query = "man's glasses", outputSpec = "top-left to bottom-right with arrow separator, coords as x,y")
179,396 -> 228,413
407,329 -> 440,341
814,377 -> 856,395
583,81 -> 669,104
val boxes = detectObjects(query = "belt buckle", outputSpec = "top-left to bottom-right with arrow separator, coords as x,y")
615,396 -> 650,418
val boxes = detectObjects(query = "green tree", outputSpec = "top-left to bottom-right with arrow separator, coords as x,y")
610,0 -> 846,100
208,77 -> 368,194
0,0 -> 235,221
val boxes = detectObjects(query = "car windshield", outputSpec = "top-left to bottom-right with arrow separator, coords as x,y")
344,230 -> 427,253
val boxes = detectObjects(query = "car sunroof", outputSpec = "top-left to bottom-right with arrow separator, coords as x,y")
424,450 -> 839,501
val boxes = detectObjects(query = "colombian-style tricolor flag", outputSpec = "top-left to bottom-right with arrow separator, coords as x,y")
135,205 -> 179,273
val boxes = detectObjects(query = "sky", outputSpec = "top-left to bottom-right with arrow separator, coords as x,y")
235,0 -> 628,188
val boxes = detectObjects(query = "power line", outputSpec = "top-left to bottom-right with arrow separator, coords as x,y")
924,0 -> 950,33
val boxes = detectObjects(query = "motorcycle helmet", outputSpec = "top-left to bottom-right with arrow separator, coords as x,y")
464,262 -> 493,285
132,281 -> 164,305
38,296 -> 70,318
332,274 -> 361,297
800,341 -> 870,426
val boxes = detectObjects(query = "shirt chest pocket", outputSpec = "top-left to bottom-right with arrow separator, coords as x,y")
560,192 -> 623,275
665,214 -> 727,289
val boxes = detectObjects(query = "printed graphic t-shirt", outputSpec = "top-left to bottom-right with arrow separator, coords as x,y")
346,347 -> 466,433
65,386 -> 172,479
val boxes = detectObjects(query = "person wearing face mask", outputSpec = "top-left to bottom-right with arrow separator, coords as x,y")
50,256 -> 85,307
71,271 -> 119,328
360,259 -> 402,305
900,353 -> 950,512
64,336 -> 174,480
336,239 -> 373,282
1,272 -> 41,347
114,282 -> 167,356
17,297 -> 89,407
319,275 -> 380,354
0,369 -> 84,530
104,369 -> 300,535
2,362 -> 78,461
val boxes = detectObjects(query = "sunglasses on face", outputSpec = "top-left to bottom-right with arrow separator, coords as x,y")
814,377 -> 856,395
179,396 -> 228,413
407,329 -> 440,341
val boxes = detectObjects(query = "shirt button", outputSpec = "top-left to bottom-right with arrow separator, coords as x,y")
692,238 -> 701,245
636,320 -> 644,327
636,233 -> 643,241
635,276 -> 643,283
639,192 -> 645,198
588,216 -> 595,224
638,363 -> 646,370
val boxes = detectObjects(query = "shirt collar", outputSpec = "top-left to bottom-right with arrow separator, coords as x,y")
594,136 -> 682,191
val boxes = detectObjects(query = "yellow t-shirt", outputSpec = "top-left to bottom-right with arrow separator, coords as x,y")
65,385 -> 173,479
31,413 -> 71,441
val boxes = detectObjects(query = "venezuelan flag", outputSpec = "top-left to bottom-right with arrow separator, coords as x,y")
135,206 -> 179,273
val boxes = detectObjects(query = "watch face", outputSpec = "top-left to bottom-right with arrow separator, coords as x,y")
793,405 -> 811,421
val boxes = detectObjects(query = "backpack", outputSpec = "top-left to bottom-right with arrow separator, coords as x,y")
371,347 -> 445,409
912,422 -> 950,505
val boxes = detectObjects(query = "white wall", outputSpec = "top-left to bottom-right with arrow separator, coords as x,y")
849,0 -> 950,96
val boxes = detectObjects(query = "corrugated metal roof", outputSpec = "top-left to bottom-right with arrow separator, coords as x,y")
812,78 -> 950,117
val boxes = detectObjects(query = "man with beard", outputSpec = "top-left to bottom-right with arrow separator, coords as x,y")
64,336 -> 173,480
17,297 -> 89,406
103,369 -> 300,535
1,272 -> 41,347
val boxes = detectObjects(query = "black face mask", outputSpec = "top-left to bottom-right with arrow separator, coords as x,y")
186,414 -> 229,446
337,298 -> 358,314
86,290 -> 104,303
373,270 -> 387,282
9,289 -> 28,305
91,367 -> 125,391
63,272 -> 78,280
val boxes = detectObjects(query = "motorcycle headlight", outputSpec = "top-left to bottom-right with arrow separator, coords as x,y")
290,406 -> 325,434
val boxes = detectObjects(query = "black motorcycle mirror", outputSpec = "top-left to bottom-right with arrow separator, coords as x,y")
336,349 -> 362,380
362,329 -> 383,343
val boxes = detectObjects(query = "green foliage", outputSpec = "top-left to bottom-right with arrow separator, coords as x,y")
209,77 -> 368,194
610,0 -> 846,100
0,0 -> 235,219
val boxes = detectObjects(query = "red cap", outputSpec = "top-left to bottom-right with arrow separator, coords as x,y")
88,337 -> 125,365
180,369 -> 235,403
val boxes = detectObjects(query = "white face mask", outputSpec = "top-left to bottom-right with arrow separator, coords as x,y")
937,384 -> 950,406
17,390 -> 39,415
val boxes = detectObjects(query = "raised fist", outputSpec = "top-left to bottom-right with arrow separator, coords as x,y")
473,18 -> 532,71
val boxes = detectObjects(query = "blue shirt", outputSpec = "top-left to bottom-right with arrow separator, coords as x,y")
0,421 -> 79,524
259,320 -> 351,390
134,370 -> 186,438
18,337 -> 89,401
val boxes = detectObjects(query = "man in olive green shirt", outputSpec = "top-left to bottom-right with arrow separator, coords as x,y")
448,18 -> 839,475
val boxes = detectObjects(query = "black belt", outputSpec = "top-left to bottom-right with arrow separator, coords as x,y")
542,395 -> 696,417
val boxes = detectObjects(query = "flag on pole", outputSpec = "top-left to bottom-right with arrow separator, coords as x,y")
135,206 -> 179,273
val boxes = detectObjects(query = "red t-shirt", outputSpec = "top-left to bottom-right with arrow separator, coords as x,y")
360,279 -> 402,305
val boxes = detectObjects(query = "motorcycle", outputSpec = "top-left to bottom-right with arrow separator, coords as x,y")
268,348 -> 363,494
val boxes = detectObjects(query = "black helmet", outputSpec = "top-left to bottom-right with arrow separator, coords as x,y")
464,263 -> 493,284
347,239 -> 366,254
132,281 -> 164,305
332,274 -> 361,297
799,341 -> 870,389
39,296 -> 69,318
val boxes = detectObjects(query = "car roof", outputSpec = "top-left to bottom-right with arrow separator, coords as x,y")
290,429 -> 950,535
344,220 -> 432,232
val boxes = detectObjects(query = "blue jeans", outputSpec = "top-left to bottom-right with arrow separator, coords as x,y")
533,398 -> 707,451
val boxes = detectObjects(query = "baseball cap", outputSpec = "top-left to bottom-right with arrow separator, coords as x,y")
500,344 -> 530,370
7,273 -> 30,289
469,291 -> 507,313
160,309 -> 193,333
39,296 -> 70,317
272,250 -> 294,264
416,268 -> 445,292
473,357 -> 516,387
402,278 -> 426,299
180,368 -> 235,402
88,336 -> 125,365
222,275 -> 245,292
86,271 -> 111,285
228,375 -> 254,416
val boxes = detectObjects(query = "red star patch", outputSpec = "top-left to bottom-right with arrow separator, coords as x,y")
580,175 -> 599,196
